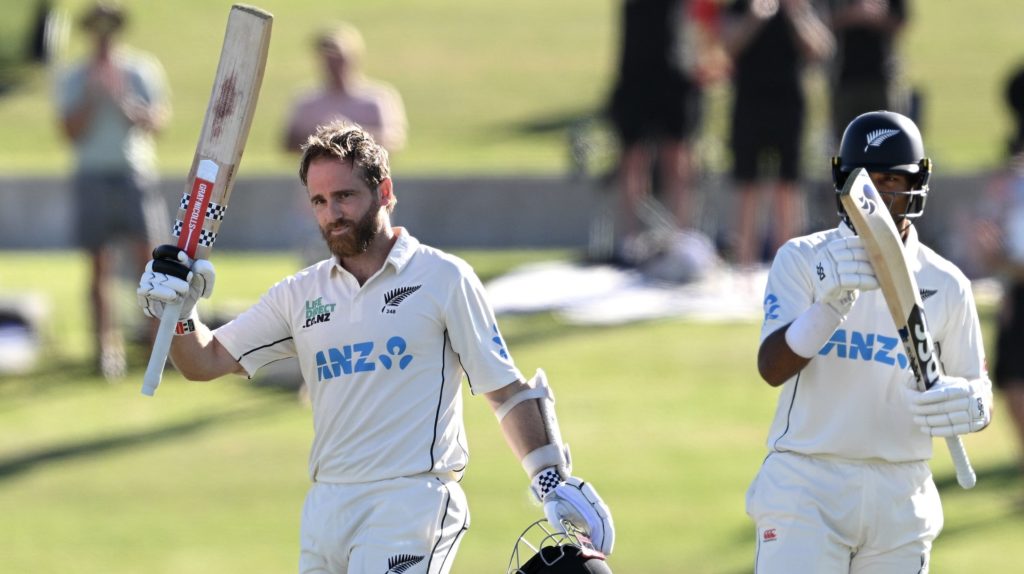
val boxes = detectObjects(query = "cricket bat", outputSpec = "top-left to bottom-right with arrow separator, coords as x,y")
141,5 -> 272,396
839,167 -> 976,489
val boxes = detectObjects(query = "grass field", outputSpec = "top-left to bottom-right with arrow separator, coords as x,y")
1,1 -> 1023,176
1,250 -> 1023,573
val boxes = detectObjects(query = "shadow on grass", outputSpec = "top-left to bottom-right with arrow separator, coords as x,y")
928,461 -> 1024,539
934,460 -> 1021,492
0,402 -> 283,481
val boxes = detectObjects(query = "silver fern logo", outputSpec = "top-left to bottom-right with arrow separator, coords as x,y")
382,285 -> 422,314
385,554 -> 424,573
864,128 -> 900,152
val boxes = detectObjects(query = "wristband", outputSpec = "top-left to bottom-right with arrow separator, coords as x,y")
174,318 -> 196,335
530,466 -> 565,501
785,301 -> 844,358
173,307 -> 199,336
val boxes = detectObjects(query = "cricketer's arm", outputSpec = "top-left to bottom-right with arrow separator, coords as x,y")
167,323 -> 245,381
485,380 -> 552,460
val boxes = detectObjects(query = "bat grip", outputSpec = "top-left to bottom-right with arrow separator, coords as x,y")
141,300 -> 184,396
945,435 -> 976,489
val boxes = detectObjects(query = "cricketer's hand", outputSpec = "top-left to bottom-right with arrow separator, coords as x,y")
909,375 -> 993,437
813,235 -> 879,317
137,245 -> 215,320
539,475 -> 615,555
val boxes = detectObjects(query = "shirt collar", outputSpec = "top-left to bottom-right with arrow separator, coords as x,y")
329,226 -> 418,276
385,227 -> 419,273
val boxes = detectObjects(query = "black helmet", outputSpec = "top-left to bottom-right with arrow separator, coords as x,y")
507,519 -> 613,574
832,110 -> 932,224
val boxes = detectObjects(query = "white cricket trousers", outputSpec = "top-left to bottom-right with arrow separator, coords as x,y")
746,451 -> 943,574
299,474 -> 469,574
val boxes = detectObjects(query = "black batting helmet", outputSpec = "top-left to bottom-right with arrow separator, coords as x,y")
506,519 -> 613,574
832,110 -> 932,224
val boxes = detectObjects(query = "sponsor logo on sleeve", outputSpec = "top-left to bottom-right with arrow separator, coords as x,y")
763,294 -> 781,321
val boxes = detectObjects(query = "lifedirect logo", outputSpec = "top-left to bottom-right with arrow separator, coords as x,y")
315,336 -> 413,381
817,328 -> 909,369
304,296 -> 337,328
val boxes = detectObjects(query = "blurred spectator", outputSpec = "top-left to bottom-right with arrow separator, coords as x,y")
284,23 -> 409,273
283,23 -> 407,154
55,1 -> 170,380
607,0 -> 730,259
723,0 -> 834,267
976,64 -> 1024,474
826,0 -> 909,140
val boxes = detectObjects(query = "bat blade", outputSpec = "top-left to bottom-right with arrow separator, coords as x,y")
142,4 -> 272,396
839,167 -> 976,489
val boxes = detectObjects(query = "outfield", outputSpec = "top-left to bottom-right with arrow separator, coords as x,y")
0,0 -> 1022,175
0,251 -> 1021,573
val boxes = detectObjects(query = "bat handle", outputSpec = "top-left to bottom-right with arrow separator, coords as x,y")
945,435 -> 976,489
141,300 -> 184,396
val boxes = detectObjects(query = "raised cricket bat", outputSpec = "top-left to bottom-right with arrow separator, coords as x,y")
142,5 -> 272,396
839,167 -> 976,489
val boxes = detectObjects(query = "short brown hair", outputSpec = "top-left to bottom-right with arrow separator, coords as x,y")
299,121 -> 394,211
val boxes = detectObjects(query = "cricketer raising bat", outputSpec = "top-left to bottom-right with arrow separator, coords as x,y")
141,5 -> 272,396
839,167 -> 976,489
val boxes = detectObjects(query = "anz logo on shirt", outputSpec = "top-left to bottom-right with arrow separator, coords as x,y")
315,336 -> 413,381
817,328 -> 909,369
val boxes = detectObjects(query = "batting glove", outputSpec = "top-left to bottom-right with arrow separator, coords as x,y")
813,236 -> 879,317
531,469 -> 615,555
909,375 -> 993,437
137,245 -> 215,322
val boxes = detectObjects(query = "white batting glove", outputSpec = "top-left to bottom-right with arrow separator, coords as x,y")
909,375 -> 993,437
813,236 -> 879,317
137,245 -> 215,321
531,469 -> 615,555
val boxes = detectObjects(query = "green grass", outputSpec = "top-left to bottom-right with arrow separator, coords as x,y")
1,250 -> 1023,573
1,1 -> 1022,176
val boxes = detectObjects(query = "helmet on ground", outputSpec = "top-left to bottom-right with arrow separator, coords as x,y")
831,110 -> 932,224
506,519 -> 613,574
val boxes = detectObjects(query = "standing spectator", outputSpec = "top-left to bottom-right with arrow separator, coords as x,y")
750,110 -> 991,571
977,64 -> 1024,474
607,0 -> 730,258
283,23 -> 407,154
56,1 -> 170,380
136,122 -> 615,572
826,0 -> 909,140
723,0 -> 834,267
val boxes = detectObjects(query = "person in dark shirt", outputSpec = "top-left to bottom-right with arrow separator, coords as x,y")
723,0 -> 833,267
827,0 -> 908,139
607,0 -> 729,257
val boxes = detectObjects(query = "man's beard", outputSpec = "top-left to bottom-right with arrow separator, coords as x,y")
321,199 -> 381,259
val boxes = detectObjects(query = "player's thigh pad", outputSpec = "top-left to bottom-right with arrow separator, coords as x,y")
747,453 -> 860,574
300,475 -> 469,574
850,461 -> 941,574
747,452 -> 942,574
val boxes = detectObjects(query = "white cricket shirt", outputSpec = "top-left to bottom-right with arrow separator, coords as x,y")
214,228 -> 523,483
759,223 -> 987,462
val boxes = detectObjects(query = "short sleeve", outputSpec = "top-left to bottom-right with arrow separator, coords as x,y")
55,64 -> 85,118
934,278 -> 987,380
214,285 -> 297,377
760,241 -> 815,343
443,262 -> 523,395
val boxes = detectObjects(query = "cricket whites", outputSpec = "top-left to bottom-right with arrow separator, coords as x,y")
839,167 -> 977,489
142,5 -> 272,396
